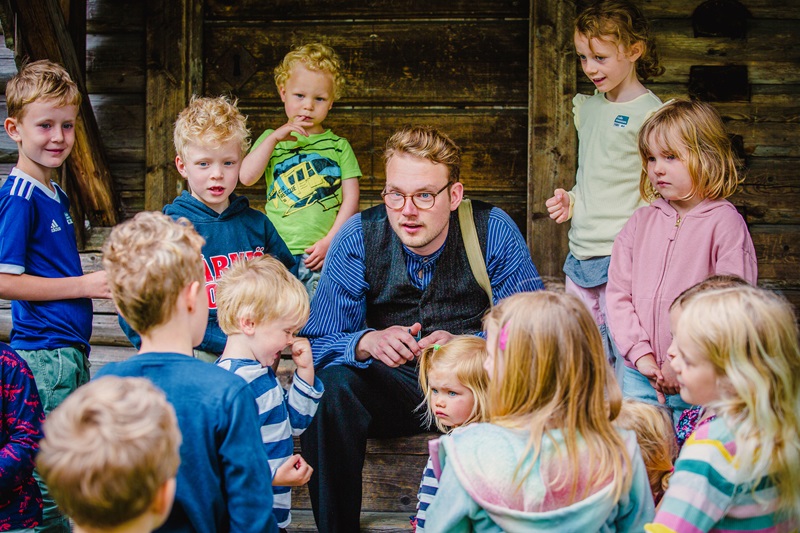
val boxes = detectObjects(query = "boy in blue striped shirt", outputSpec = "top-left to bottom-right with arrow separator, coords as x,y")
215,255 -> 323,531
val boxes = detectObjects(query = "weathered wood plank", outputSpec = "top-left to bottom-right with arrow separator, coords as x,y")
86,33 -> 146,93
87,0 -> 144,32
751,225 -> 800,290
10,0 -> 119,226
204,21 -> 529,105
145,0 -> 202,211
733,159 -> 800,225
650,19 -> 800,85
89,94 -> 145,162
642,1 -> 800,20
293,433 -> 435,512
205,0 -> 529,20
528,0 -> 574,279
290,510 -> 411,533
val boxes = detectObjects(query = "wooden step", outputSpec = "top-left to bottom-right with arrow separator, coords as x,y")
288,510 -> 412,532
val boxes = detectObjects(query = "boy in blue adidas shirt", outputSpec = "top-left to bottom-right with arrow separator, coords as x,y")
0,60 -> 110,533
215,254 -> 323,531
119,95 -> 293,360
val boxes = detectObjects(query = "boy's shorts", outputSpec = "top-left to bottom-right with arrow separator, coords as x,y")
17,346 -> 90,414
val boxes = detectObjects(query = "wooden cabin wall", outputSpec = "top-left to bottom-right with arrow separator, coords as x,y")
637,1 -> 799,306
203,0 -> 530,232
0,0 -> 797,309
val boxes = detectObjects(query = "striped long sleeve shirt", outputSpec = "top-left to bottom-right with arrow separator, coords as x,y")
645,417 -> 795,533
215,358 -> 324,529
302,208 -> 544,369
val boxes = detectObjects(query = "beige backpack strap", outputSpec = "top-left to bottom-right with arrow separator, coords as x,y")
458,199 -> 493,305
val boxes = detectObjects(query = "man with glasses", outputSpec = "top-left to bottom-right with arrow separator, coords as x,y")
299,125 -> 543,532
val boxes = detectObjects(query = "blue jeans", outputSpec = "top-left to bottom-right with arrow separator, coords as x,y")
622,365 -> 692,426
18,346 -> 89,533
290,253 -> 321,302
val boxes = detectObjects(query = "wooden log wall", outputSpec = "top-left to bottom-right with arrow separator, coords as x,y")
203,0 -> 531,231
0,0 -> 798,309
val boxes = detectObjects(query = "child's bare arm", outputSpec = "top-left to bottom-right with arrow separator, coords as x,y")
239,121 -> 312,186
0,270 -> 110,300
304,178 -> 360,271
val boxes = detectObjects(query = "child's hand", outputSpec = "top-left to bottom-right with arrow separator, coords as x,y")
270,120 -> 311,144
545,188 -> 571,223
304,236 -> 331,272
635,354 -> 666,404
290,337 -> 313,370
272,454 -> 313,487
82,270 -> 112,299
658,358 -> 681,397
291,337 -> 315,386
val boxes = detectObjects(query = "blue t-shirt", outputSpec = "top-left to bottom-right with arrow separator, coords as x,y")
0,169 -> 92,352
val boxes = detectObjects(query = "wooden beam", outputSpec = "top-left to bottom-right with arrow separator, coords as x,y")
145,0 -> 202,211
528,0 -> 574,280
9,0 -> 118,227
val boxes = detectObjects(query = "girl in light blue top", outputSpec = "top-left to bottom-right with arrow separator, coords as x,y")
424,292 -> 654,532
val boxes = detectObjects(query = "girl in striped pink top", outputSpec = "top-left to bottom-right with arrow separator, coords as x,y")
646,286 -> 800,532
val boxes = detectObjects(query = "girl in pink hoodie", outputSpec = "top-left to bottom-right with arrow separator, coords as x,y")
607,99 -> 758,422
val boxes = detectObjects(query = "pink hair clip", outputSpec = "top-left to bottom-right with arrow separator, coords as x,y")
498,323 -> 510,350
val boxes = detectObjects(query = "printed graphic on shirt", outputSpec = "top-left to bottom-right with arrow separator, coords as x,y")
203,247 -> 265,308
268,152 -> 342,217
50,220 -> 61,233
613,115 -> 630,128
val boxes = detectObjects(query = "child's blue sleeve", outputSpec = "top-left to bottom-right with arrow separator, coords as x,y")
286,374 -> 324,435
0,190 -> 33,273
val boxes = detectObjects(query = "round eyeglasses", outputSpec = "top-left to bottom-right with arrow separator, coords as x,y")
381,182 -> 452,210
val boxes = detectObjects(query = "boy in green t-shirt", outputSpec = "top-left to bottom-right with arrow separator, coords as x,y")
240,43 -> 361,299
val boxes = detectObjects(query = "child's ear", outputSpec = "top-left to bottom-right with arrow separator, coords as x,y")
278,85 -> 287,103
150,478 -> 177,526
185,280 -> 203,313
239,315 -> 256,335
4,117 -> 20,142
175,154 -> 189,178
628,41 -> 643,62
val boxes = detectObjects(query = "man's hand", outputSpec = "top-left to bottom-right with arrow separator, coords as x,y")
545,188 -> 571,224
272,454 -> 313,487
635,353 -> 666,404
418,330 -> 454,351
355,323 -> 422,367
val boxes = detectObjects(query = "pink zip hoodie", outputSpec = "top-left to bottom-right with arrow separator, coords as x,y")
607,198 -> 757,368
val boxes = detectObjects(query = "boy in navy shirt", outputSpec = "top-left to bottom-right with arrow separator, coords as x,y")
97,211 -> 278,533
0,59 -> 110,532
120,95 -> 292,360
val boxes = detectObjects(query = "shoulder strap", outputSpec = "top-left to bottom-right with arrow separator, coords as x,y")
457,199 -> 493,305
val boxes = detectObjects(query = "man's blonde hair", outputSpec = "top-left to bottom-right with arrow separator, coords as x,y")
274,42 -> 345,101
37,376 -> 181,529
216,254 -> 309,334
102,211 -> 205,335
384,126 -> 462,183
173,95 -> 250,160
5,59 -> 81,119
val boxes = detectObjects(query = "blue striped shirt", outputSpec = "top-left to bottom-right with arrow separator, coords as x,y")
302,207 -> 543,369
215,358 -> 324,529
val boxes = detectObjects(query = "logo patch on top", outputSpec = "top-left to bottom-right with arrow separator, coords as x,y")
50,220 -> 61,233
613,115 -> 630,128
65,212 -> 74,225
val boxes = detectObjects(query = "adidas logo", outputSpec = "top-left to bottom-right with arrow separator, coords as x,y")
50,220 -> 61,233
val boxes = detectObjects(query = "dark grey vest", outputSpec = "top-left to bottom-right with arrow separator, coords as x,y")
361,200 -> 492,337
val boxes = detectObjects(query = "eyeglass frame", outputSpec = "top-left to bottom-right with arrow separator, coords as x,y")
380,181 -> 453,210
